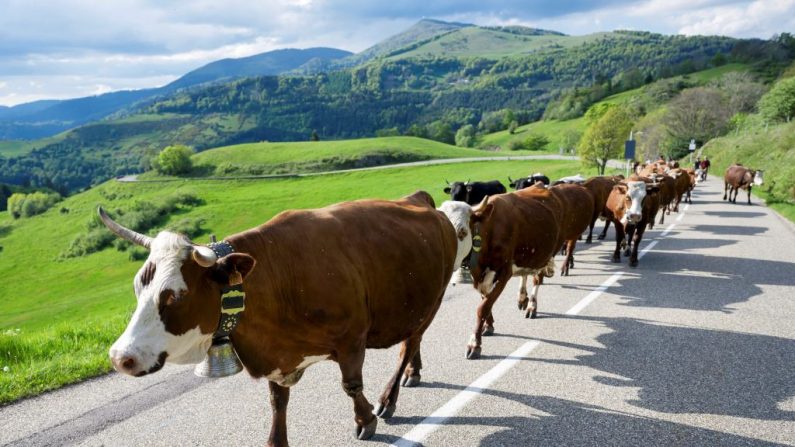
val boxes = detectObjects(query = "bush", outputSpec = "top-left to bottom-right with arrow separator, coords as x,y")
507,134 -> 550,151
7,192 -> 61,219
153,145 -> 194,176
759,77 -> 795,123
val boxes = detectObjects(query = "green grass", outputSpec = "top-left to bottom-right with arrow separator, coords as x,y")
0,134 -> 65,157
479,118 -> 586,152
391,28 -> 622,59
0,157 -> 586,403
701,120 -> 795,222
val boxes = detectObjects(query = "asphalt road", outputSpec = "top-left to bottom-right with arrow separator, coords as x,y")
2,178 -> 794,446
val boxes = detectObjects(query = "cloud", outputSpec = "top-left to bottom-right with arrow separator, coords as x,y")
1,0 -> 793,106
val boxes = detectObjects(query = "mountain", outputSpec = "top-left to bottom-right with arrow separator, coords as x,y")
334,18 -> 473,67
166,47 -> 351,90
0,47 -> 352,140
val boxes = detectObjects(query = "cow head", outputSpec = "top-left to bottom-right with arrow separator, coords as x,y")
610,181 -> 651,225
98,207 -> 255,377
438,201 -> 474,269
752,170 -> 764,186
443,181 -> 468,202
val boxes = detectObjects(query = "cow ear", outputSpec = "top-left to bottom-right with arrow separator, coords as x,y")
215,253 -> 256,286
443,187 -> 451,194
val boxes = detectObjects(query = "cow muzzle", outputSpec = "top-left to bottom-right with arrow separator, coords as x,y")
110,349 -> 167,377
628,213 -> 642,224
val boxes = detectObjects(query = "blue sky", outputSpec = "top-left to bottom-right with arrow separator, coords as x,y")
1,0 -> 793,106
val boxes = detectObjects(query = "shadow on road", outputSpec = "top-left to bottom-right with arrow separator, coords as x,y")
689,224 -> 768,237
702,211 -> 767,219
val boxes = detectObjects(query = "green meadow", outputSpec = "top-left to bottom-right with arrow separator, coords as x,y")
0,157 -> 588,403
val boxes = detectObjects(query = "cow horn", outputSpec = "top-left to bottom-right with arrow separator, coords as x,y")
508,175 -> 514,183
445,178 -> 451,186
192,245 -> 218,267
97,206 -> 152,249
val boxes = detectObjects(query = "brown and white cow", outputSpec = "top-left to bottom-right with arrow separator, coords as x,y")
724,164 -> 765,205
441,187 -> 566,359
548,183 -> 595,276
668,168 -> 691,212
604,176 -> 660,267
582,175 -> 623,243
99,190 -> 457,446
646,172 -> 676,227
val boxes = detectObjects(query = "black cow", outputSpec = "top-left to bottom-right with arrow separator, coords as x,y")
508,173 -> 550,190
443,180 -> 507,205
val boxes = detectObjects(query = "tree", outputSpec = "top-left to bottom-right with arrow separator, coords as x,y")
455,124 -> 475,147
561,129 -> 582,153
759,76 -> 795,123
578,106 -> 633,175
710,72 -> 767,115
154,145 -> 194,176
508,120 -> 518,134
311,130 -> 320,141
664,87 -> 730,145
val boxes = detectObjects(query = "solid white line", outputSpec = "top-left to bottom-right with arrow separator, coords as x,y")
391,340 -> 541,447
391,207 -> 684,446
676,213 -> 685,222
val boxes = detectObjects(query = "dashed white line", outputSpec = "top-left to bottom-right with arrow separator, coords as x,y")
391,208 -> 683,446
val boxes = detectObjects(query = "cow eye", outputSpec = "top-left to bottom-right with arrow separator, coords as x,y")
457,227 -> 468,240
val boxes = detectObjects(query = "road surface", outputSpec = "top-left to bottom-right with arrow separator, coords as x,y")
2,178 -> 794,446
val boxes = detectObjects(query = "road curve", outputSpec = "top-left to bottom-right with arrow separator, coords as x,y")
2,178 -> 794,446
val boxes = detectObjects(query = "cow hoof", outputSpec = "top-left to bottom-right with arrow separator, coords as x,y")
597,235 -> 605,240
482,324 -> 495,336
376,402 -> 396,419
611,257 -> 620,263
466,345 -> 481,360
629,260 -> 638,268
355,416 -> 378,440
518,298 -> 528,310
525,308 -> 537,319
401,374 -> 421,388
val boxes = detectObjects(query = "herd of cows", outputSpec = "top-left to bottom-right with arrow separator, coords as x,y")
96,160 -> 764,446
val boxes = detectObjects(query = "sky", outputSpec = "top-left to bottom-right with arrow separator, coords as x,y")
1,0 -> 794,107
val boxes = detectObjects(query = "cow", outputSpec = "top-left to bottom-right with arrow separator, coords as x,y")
549,183 -> 595,276
647,172 -> 676,227
683,168 -> 697,204
444,180 -> 507,205
668,168 -> 691,212
442,186 -> 581,359
724,164 -> 764,205
604,175 -> 660,267
582,176 -> 623,243
508,172 -> 550,190
551,174 -> 586,186
98,190 -> 457,446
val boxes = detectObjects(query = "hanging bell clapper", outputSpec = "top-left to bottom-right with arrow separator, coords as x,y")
194,337 -> 244,378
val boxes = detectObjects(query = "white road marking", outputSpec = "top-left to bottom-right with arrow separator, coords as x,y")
391,208 -> 684,447
676,213 -> 685,222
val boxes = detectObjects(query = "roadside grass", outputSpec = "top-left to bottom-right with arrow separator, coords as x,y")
0,158 -> 587,404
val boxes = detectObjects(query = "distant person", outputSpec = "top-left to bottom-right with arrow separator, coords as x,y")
694,157 -> 701,171
699,157 -> 711,181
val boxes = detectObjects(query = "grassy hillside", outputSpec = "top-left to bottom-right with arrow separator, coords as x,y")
701,121 -> 795,221
479,64 -> 752,153
0,157 -> 589,403
188,137 -> 500,176
392,27 -> 616,59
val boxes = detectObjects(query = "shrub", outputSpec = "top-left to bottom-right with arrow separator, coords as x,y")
759,77 -> 795,123
153,145 -> 194,176
7,192 -> 61,219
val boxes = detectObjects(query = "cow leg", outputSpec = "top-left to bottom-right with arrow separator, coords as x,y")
585,216 -> 597,243
468,272 -> 510,359
629,222 -> 647,267
517,274 -> 530,311
526,274 -> 544,319
375,336 -> 421,420
598,219 -> 611,240
482,312 -> 495,336
560,240 -> 575,276
624,224 -> 636,257
747,186 -> 752,205
723,181 -> 728,200
267,381 -> 290,447
611,219 -> 625,263
338,347 -> 377,439
658,206 -> 666,224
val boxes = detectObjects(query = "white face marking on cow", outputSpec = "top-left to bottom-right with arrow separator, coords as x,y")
110,231 -> 213,375
438,201 -> 473,269
625,181 -> 647,223
753,171 -> 764,185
